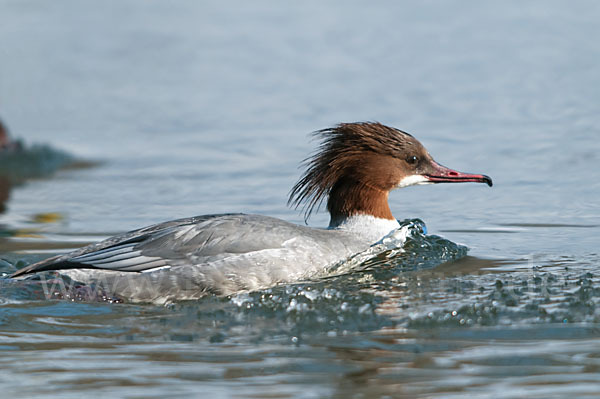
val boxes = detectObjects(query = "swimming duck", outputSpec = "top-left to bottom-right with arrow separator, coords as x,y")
12,122 -> 492,302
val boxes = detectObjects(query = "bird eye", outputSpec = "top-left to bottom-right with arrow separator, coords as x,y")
406,155 -> 419,165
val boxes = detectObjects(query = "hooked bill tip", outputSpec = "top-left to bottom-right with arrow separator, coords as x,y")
483,175 -> 493,187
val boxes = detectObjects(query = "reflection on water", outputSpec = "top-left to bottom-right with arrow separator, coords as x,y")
0,176 -> 10,214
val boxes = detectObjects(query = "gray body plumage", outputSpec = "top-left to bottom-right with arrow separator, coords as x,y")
16,214 -> 371,303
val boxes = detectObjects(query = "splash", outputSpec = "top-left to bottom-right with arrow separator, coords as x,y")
218,220 -> 470,340
329,218 -> 468,278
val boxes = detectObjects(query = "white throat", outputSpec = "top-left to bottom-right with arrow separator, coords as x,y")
396,174 -> 432,188
329,214 -> 400,244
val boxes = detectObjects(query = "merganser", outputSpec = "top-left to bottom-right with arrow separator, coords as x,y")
0,118 -> 15,150
11,122 -> 492,303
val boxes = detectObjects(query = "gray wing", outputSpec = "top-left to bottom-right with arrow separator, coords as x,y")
11,213 -> 291,277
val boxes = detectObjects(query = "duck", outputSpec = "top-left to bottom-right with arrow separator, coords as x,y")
11,122 -> 492,303
0,118 -> 21,152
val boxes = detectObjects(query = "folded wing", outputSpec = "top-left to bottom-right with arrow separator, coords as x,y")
11,213 -> 252,277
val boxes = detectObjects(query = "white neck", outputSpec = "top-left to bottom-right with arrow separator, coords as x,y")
329,214 -> 400,243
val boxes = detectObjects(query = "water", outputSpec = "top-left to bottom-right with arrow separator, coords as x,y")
1,0 -> 600,397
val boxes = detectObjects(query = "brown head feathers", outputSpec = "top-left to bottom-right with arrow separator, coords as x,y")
288,122 -> 429,222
